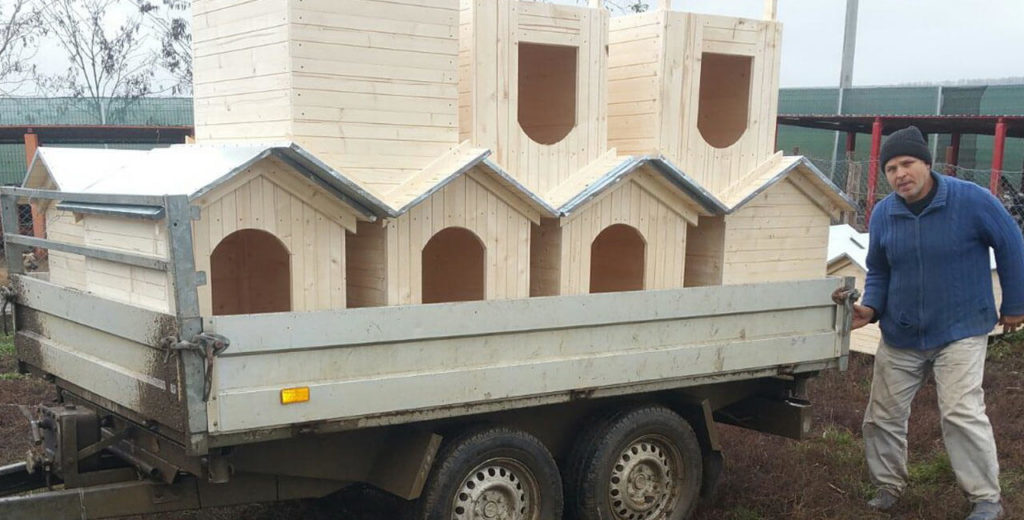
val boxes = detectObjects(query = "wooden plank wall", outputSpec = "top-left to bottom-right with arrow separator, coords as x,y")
192,0 -> 293,141
721,179 -> 828,284
668,13 -> 782,194
607,12 -> 664,156
289,0 -> 461,194
683,216 -> 724,287
558,172 -> 688,295
45,209 -> 87,291
384,167 -> 532,305
529,220 -> 562,297
462,0 -> 608,195
81,216 -> 173,313
346,221 -> 388,308
606,12 -> 782,196
192,158 -> 352,315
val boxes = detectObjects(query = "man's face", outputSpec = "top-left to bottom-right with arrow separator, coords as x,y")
884,155 -> 933,203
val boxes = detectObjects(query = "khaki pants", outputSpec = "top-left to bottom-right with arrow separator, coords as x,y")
863,335 -> 1000,503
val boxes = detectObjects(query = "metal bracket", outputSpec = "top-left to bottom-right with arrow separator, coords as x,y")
161,333 -> 231,402
831,285 -> 861,339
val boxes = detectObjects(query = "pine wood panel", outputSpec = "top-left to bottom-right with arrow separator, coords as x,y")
558,177 -> 688,295
461,0 -> 608,195
383,167 -> 533,305
79,216 -> 172,313
192,159 -> 355,316
45,209 -> 87,291
346,221 -> 388,308
721,179 -> 829,284
606,11 -> 782,196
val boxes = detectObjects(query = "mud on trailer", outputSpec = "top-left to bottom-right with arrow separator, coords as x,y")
0,187 -> 854,519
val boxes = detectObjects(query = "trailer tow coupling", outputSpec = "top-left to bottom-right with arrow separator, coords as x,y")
161,333 -> 231,401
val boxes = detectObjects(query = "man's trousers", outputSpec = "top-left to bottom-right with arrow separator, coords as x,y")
863,335 -> 1000,503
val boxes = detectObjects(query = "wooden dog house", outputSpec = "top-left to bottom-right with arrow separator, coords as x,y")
24,144 -> 378,316
607,8 -> 782,194
346,144 -> 556,307
530,152 -> 716,296
192,0 -> 462,195
684,155 -> 854,286
458,0 -> 609,195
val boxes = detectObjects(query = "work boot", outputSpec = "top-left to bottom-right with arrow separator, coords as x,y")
867,488 -> 899,511
966,501 -> 1004,520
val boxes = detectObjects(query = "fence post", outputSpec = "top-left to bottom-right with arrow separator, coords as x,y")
866,118 -> 883,227
991,118 -> 1007,196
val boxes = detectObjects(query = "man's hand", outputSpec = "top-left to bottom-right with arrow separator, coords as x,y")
998,314 -> 1024,333
851,303 -> 875,330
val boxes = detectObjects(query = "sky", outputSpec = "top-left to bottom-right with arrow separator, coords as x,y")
613,0 -> 1024,88
9,0 -> 1024,93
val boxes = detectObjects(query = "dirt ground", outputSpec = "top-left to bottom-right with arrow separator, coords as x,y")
1,334 -> 1022,520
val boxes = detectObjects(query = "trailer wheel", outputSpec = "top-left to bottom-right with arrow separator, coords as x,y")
413,425 -> 563,520
565,405 -> 702,520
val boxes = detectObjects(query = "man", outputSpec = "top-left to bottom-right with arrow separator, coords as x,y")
849,125 -> 1024,520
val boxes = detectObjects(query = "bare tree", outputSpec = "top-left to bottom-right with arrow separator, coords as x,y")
135,0 -> 192,96
36,0 -> 157,124
0,0 -> 45,95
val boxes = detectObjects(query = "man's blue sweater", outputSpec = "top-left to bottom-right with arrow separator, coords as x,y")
863,173 -> 1024,350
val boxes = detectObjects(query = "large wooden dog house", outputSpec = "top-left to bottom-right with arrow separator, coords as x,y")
192,0 -> 462,194
458,0 -> 609,195
607,8 -> 782,194
24,144 -> 378,316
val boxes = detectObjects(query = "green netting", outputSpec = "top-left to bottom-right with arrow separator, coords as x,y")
778,88 -> 838,114
842,87 -> 940,115
0,97 -> 192,126
0,144 -> 27,185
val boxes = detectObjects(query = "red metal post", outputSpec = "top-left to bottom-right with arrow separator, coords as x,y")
866,118 -> 883,227
945,133 -> 961,176
25,132 -> 47,259
990,118 -> 1007,196
846,131 -> 856,152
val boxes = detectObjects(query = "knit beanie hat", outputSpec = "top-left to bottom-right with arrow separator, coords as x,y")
879,125 -> 932,171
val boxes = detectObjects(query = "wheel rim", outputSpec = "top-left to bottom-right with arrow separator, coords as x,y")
451,457 -> 541,520
607,434 -> 684,519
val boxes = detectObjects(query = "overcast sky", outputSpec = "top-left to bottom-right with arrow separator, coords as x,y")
622,0 -> 1024,88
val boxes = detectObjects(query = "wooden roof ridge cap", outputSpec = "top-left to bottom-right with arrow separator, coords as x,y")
543,149 -> 626,209
641,155 -> 728,215
716,151 -> 789,207
383,142 -> 491,213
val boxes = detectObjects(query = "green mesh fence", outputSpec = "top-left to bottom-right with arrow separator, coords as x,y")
0,97 -> 193,126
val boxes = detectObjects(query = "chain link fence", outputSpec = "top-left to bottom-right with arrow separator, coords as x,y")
807,156 -> 1024,231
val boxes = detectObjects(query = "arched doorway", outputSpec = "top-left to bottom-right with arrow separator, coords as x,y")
211,229 -> 291,315
422,227 -> 485,304
590,224 -> 645,293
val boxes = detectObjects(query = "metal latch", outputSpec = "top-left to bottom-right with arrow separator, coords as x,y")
831,286 -> 862,338
161,333 -> 231,401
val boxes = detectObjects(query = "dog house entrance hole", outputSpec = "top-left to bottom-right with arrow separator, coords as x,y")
518,42 -> 577,145
211,229 -> 291,315
422,227 -> 485,303
697,53 -> 753,149
590,224 -> 645,293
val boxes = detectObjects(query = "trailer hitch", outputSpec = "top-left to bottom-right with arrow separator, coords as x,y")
161,333 -> 231,401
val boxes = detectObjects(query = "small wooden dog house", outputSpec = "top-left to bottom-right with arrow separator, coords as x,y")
346,144 -> 557,307
24,144 -> 380,316
684,155 -> 855,286
458,0 -> 609,195
531,152 -> 718,296
192,0 -> 462,194
607,8 -> 782,194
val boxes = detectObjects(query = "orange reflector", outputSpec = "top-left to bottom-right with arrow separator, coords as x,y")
280,387 -> 310,405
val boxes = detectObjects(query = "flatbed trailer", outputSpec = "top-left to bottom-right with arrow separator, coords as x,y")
0,187 -> 854,519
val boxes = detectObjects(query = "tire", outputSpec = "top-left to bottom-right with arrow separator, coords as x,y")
564,405 -> 703,520
412,425 -> 564,520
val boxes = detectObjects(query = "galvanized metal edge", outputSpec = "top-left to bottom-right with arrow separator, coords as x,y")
4,234 -> 169,271
642,156 -> 729,215
558,157 -> 644,217
54,202 -> 164,220
0,186 -> 167,207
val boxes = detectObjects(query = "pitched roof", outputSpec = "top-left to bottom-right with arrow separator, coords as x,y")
24,143 -> 390,220
718,153 -> 856,217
